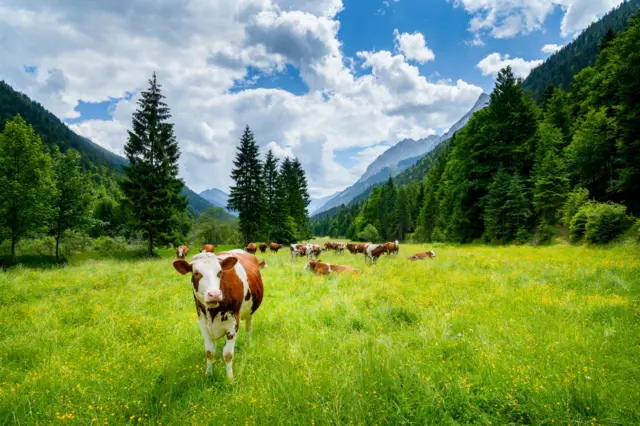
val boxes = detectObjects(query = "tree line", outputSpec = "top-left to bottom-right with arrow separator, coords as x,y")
227,126 -> 312,245
314,13 -> 640,245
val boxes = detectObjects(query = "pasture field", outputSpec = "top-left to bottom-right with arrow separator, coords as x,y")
1,243 -> 639,425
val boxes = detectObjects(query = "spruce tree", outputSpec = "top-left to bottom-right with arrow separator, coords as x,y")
227,126 -> 265,243
392,187 -> 412,241
0,115 -> 54,262
291,158 -> 311,240
262,149 -> 279,241
122,73 -> 186,257
51,148 -> 92,261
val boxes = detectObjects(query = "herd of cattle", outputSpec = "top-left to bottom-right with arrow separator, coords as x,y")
172,241 -> 436,380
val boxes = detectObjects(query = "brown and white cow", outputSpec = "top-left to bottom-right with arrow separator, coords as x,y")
201,244 -> 215,253
259,243 -> 267,253
245,243 -> 257,254
305,244 -> 322,260
176,245 -> 189,259
384,240 -> 399,255
364,244 -> 388,265
269,242 -> 283,253
305,259 -> 360,275
346,243 -> 358,254
290,244 -> 307,261
172,250 -> 264,381
356,242 -> 372,254
335,242 -> 346,254
407,250 -> 436,260
324,241 -> 334,251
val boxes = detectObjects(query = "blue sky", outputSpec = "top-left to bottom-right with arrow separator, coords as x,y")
1,0 -> 622,196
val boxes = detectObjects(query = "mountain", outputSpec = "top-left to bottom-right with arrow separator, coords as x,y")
199,188 -> 229,208
0,80 -> 210,216
308,192 -> 339,215
522,0 -> 640,102
199,188 -> 238,216
314,92 -> 490,215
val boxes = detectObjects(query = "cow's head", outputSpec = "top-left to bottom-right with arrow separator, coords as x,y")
428,250 -> 436,258
305,259 -> 319,271
173,253 -> 238,307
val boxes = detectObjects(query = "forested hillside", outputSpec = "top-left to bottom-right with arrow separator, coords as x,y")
523,0 -> 640,102
314,11 -> 640,245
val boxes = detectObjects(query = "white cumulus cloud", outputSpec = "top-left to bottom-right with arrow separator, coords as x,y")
477,53 -> 543,79
393,29 -> 435,63
450,0 -> 624,39
541,44 -> 564,54
0,0 -> 482,197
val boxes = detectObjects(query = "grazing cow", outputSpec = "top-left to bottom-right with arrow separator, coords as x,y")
335,242 -> 346,254
269,242 -> 283,253
245,243 -> 257,254
356,242 -> 372,254
407,250 -> 436,260
305,259 -> 360,275
365,244 -> 388,265
305,244 -> 322,260
290,244 -> 307,261
172,250 -> 264,381
257,259 -> 268,269
201,244 -> 215,253
324,241 -> 333,251
176,245 -> 189,259
384,240 -> 400,255
259,243 -> 267,253
346,243 -> 358,254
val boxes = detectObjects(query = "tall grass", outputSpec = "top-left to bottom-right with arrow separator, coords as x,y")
1,244 -> 639,424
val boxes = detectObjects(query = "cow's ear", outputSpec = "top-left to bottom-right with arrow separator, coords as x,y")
220,256 -> 238,271
173,260 -> 192,275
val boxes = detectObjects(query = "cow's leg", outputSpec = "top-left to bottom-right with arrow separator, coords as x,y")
244,314 -> 253,344
223,328 -> 238,381
198,318 -> 215,376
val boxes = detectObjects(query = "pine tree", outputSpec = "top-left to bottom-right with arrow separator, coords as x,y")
0,115 -> 54,262
227,125 -> 265,244
483,169 -> 511,242
392,187 -> 412,241
533,151 -> 569,226
543,89 -> 572,146
122,73 -> 186,257
51,148 -> 92,261
291,158 -> 311,239
262,149 -> 279,241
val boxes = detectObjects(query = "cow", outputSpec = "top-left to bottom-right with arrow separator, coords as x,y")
257,259 -> 268,269
384,240 -> 400,255
407,250 -> 436,260
304,259 -> 360,275
335,242 -> 346,254
290,244 -> 307,261
346,243 -> 358,254
172,250 -> 264,381
324,241 -> 334,251
245,243 -> 257,254
259,243 -> 267,253
365,244 -> 388,265
176,245 -> 189,259
305,244 -> 322,260
201,244 -> 215,253
356,242 -> 372,254
269,242 -> 283,253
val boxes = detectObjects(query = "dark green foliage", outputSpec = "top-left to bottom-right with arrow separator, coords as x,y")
51,148 -> 92,260
483,171 -> 532,243
121,74 -> 187,256
522,0 -> 640,102
561,187 -> 590,227
190,207 -> 240,246
227,125 -> 265,244
262,149 -> 279,241
357,224 -> 381,243
392,186 -> 412,241
533,151 -> 570,226
0,115 -> 55,262
584,202 -> 631,243
277,157 -> 312,241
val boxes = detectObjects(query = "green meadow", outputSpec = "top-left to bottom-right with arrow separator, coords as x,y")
1,244 -> 639,425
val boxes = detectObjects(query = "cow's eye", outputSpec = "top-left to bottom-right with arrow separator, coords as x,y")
217,271 -> 222,278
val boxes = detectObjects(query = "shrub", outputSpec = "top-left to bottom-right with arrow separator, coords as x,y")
535,219 -> 555,243
584,202 -> 632,243
569,204 -> 591,242
561,187 -> 590,227
94,236 -> 128,255
60,230 -> 93,257
17,237 -> 56,256
357,224 -> 381,242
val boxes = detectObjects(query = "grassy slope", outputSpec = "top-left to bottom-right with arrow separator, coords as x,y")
1,244 -> 639,425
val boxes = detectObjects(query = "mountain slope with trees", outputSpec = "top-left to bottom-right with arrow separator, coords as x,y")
314,10 -> 640,245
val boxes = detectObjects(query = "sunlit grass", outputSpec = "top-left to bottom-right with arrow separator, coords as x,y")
1,244 -> 639,425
